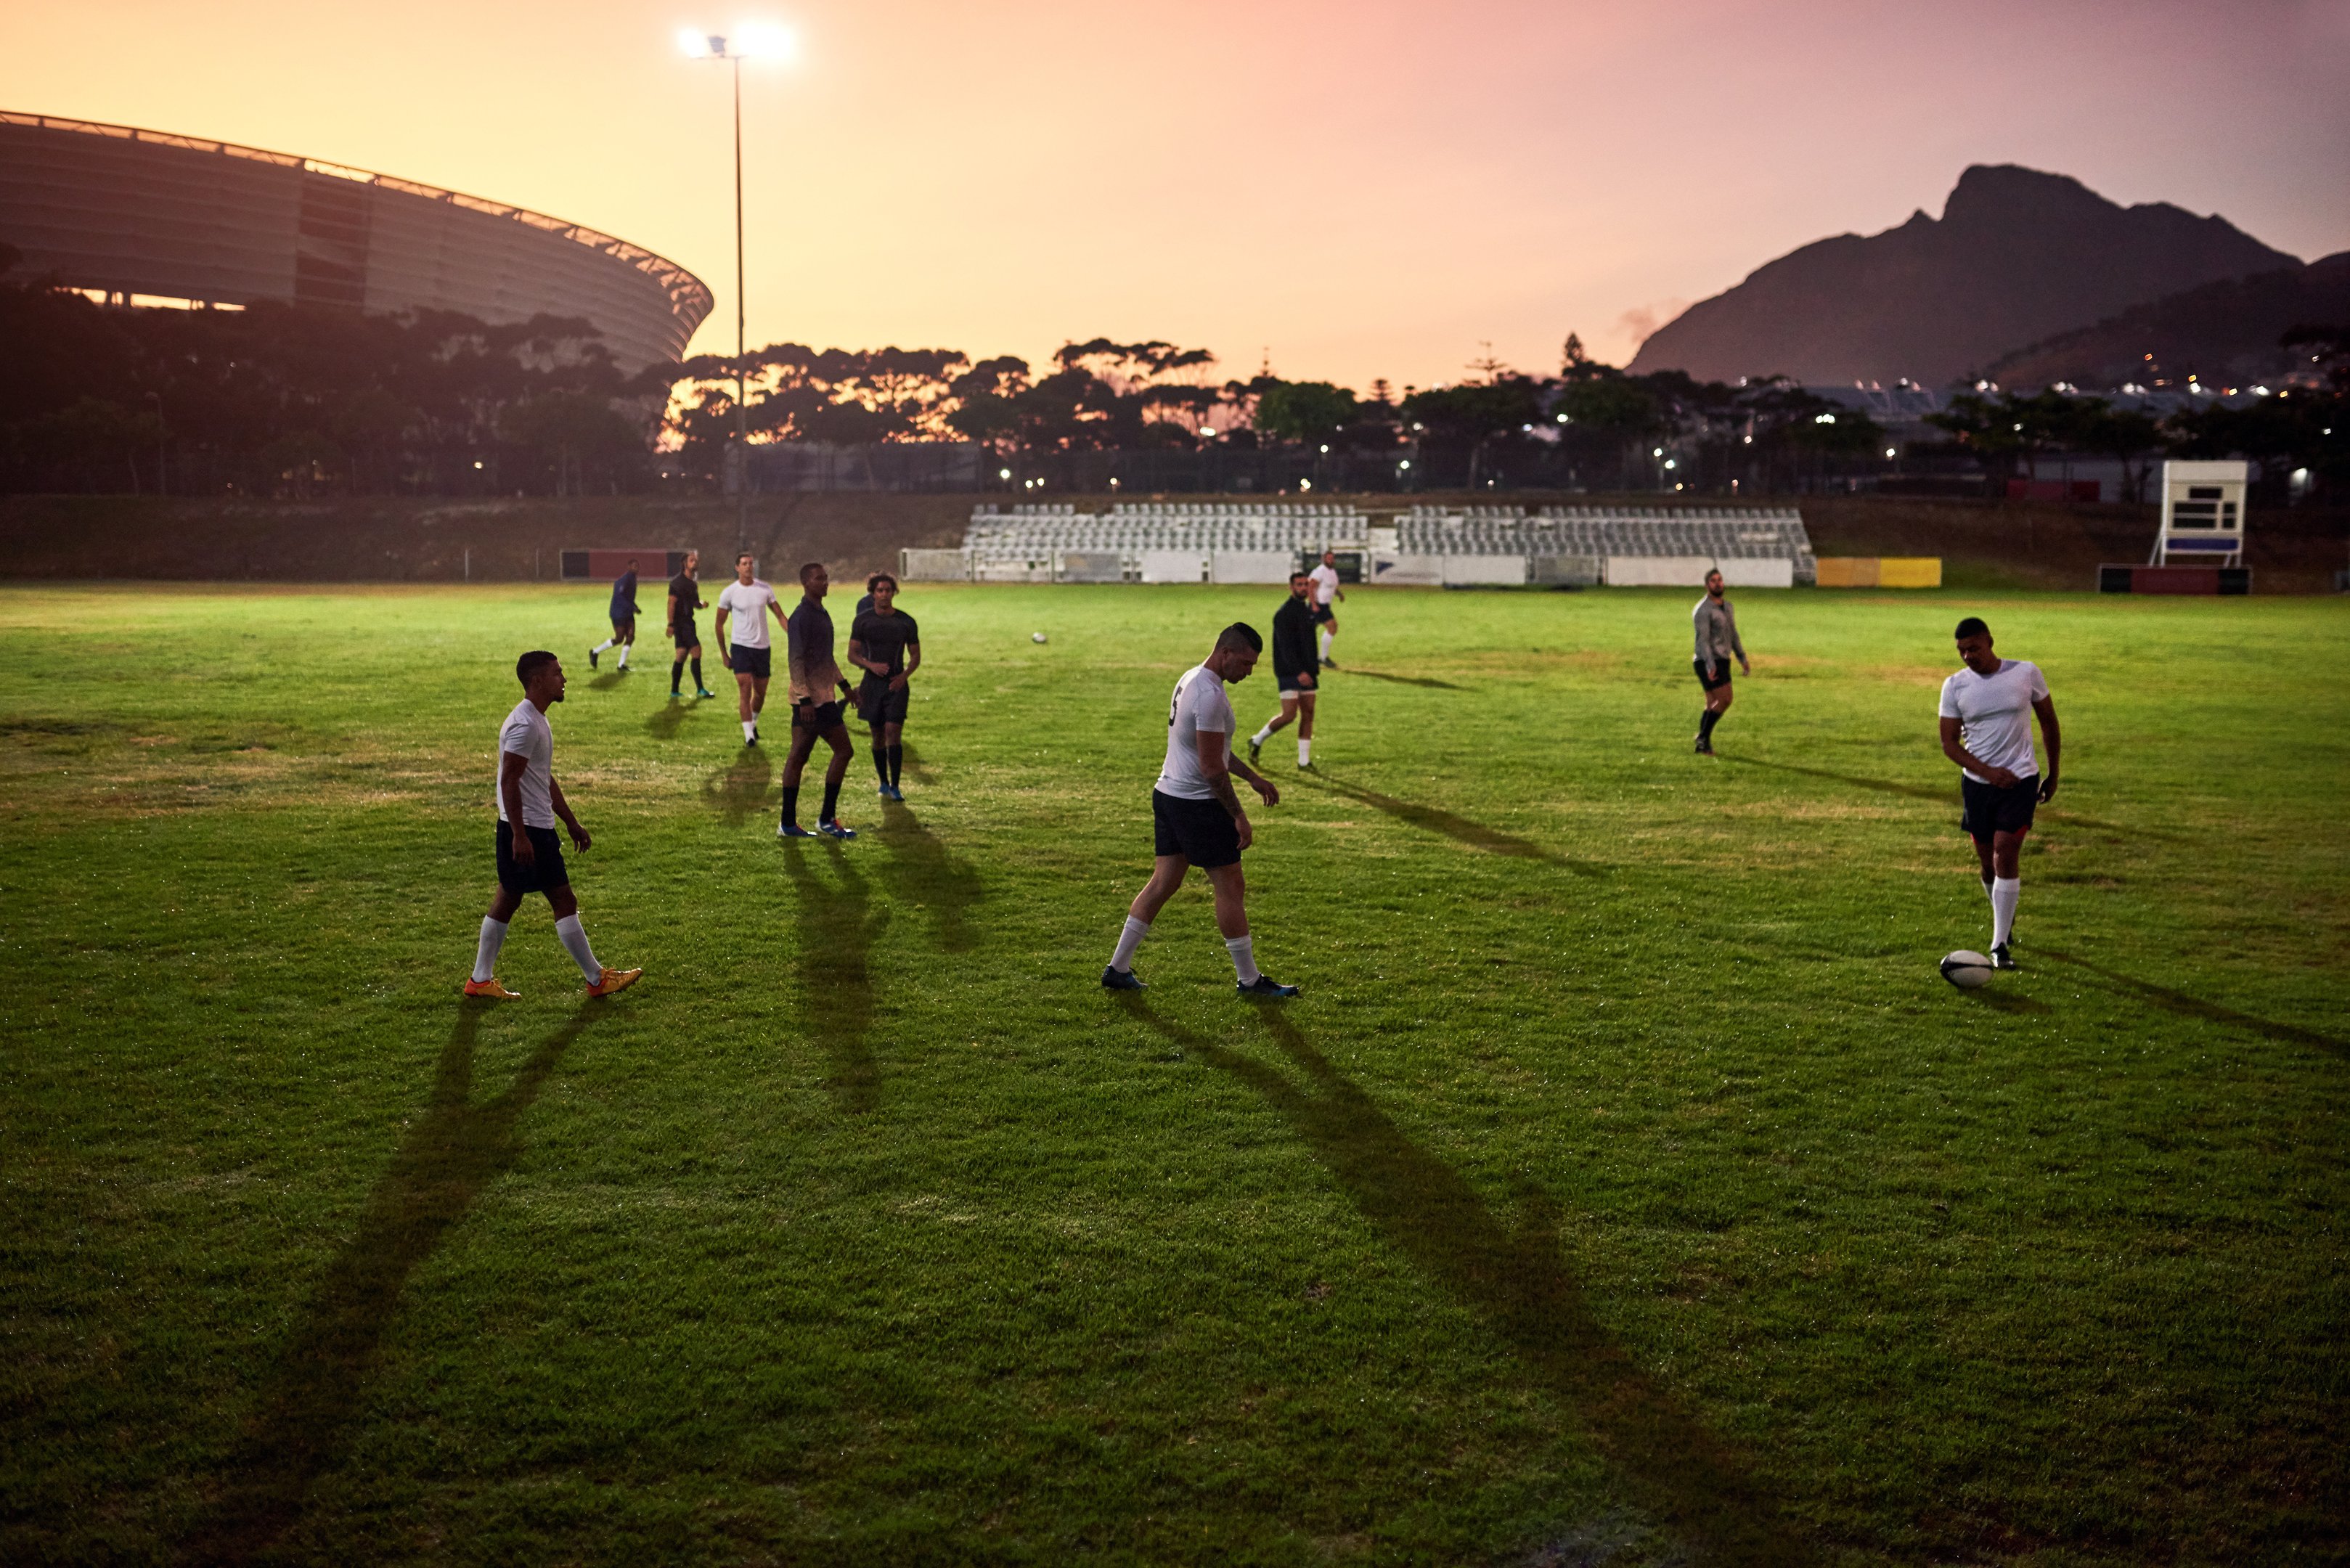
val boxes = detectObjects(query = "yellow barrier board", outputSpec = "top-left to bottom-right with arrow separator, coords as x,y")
1815,557 -> 1939,588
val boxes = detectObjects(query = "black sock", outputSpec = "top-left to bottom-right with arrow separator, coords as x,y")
873,740 -> 892,785
888,744 -> 903,788
821,779 -> 841,822
781,784 -> 799,826
671,660 -> 684,694
1698,708 -> 1721,741
690,656 -> 703,688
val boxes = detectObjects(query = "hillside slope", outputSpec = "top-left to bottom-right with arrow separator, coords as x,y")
1629,166 -> 2297,387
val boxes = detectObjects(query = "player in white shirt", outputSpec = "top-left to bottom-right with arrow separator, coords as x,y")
463,650 -> 641,999
1103,622 -> 1299,997
1307,550 -> 1346,668
713,552 -> 788,745
1937,616 -> 2062,971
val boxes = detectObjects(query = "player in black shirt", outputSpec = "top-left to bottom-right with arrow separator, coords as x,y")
1247,571 -> 1320,769
846,573 -> 923,801
589,559 -> 640,671
666,550 -> 714,698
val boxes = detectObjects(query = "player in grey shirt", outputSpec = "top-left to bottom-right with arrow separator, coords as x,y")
1690,568 -> 1749,755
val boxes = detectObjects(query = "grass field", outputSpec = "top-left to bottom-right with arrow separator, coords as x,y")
4,580 -> 2345,1567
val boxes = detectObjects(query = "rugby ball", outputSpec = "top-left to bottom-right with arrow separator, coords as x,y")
1032,632 -> 1048,643
1940,950 -> 1995,989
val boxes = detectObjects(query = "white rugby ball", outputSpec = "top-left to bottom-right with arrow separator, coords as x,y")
1032,632 -> 1048,643
1940,950 -> 1994,989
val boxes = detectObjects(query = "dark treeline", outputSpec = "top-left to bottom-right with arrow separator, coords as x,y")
5,244 -> 2343,500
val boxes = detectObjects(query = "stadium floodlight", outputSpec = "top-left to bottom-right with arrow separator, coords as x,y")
680,21 -> 792,550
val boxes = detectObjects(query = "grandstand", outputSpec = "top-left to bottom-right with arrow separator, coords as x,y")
905,500 -> 1815,587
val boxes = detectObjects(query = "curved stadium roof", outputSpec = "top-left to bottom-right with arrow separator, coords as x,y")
0,110 -> 711,371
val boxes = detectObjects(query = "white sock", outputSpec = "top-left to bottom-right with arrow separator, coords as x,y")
1991,878 -> 2019,948
554,913 -> 600,982
743,719 -> 757,740
1297,738 -> 1310,766
616,645 -> 629,667
1318,630 -> 1333,659
1252,724 -> 1273,746
1110,915 -> 1151,971
592,637 -> 614,653
471,915 -> 508,983
1225,934 -> 1260,985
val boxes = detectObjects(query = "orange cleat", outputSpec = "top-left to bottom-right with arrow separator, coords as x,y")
585,965 -> 642,998
462,977 -> 520,1000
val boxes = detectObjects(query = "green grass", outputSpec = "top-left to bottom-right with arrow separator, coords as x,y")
2,581 -> 2345,1567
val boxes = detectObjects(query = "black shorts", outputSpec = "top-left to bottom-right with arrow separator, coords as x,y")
611,615 -> 635,636
1273,669 -> 1317,699
1152,788 -> 1241,868
793,698 -> 848,732
1694,658 -> 1733,691
1961,775 -> 2039,841
672,619 -> 700,649
730,644 -> 770,679
1312,603 -> 1337,626
495,821 -> 569,895
857,677 -> 910,725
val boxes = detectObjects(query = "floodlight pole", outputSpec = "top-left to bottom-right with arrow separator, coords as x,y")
731,46 -> 747,553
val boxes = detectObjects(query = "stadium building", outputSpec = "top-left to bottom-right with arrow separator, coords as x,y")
0,110 -> 710,372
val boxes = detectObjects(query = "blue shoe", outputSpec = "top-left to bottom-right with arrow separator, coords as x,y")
695,687 -> 717,699
778,822 -> 816,838
1237,975 -> 1300,999
817,820 -> 857,840
1101,965 -> 1145,990
887,785 -> 906,801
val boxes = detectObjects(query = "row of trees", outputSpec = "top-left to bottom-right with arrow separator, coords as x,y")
5,240 -> 2341,499
0,245 -> 661,497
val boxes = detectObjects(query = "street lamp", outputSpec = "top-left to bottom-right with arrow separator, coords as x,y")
680,23 -> 793,548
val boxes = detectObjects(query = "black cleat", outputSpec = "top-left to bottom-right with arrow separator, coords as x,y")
1991,943 -> 2018,971
1248,735 -> 1262,763
588,648 -> 598,669
1694,738 -> 1715,756
1101,965 -> 1146,990
1237,975 -> 1301,999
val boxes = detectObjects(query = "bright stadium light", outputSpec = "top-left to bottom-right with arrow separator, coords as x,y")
679,20 -> 793,550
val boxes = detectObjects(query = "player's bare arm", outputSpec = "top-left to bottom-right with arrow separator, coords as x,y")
896,639 -> 921,690
549,776 -> 590,852
714,605 -> 733,667
501,750 -> 536,862
2032,695 -> 2061,801
846,635 -> 881,679
1938,716 -> 2018,788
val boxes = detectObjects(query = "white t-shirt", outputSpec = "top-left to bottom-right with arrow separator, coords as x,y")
496,699 -> 556,828
1307,563 -> 1340,606
715,580 -> 781,649
1938,658 -> 2049,783
1156,663 -> 1234,801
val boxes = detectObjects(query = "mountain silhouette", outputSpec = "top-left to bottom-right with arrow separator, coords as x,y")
1628,165 -> 2298,388
1986,251 -> 2350,391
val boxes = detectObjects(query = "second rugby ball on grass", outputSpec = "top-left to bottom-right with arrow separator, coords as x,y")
1940,950 -> 1995,989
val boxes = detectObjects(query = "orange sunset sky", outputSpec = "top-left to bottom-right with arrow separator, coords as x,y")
4,0 -> 2346,390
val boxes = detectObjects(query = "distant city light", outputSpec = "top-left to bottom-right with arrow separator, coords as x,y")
998,467 -> 1011,480
1556,413 -> 1569,422
473,460 -> 484,469
1398,460 -> 1411,469
1814,413 -> 1836,424
1651,446 -> 1662,457
1300,479 -> 1313,491
1885,447 -> 1896,458
1318,444 -> 1329,454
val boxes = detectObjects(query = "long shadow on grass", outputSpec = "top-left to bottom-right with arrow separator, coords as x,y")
782,844 -> 888,1111
877,798 -> 982,953
646,693 -> 706,740
701,748 -> 774,827
180,1000 -> 601,1564
1294,772 -> 1605,877
1114,997 -> 1808,1566
1339,668 -> 1465,691
2039,947 -> 2346,1055
1719,756 -> 2174,839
